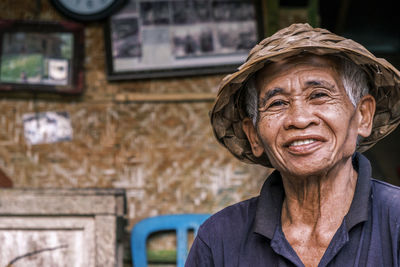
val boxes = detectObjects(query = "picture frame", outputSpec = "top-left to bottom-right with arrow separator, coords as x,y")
0,20 -> 84,94
104,0 -> 264,80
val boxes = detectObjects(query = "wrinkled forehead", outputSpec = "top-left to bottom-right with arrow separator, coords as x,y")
255,54 -> 342,90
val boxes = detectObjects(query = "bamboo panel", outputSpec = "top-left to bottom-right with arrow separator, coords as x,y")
0,99 -> 270,224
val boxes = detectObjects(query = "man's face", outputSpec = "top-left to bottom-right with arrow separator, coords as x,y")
243,55 -> 374,177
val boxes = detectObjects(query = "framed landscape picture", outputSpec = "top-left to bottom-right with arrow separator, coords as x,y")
104,0 -> 263,80
0,20 -> 84,94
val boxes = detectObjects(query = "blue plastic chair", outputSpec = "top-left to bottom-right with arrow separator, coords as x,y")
131,214 -> 210,267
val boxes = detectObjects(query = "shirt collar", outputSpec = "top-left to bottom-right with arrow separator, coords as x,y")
254,152 -> 372,239
254,170 -> 285,239
344,152 -> 371,231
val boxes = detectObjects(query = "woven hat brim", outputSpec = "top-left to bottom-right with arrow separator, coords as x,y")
210,23 -> 400,168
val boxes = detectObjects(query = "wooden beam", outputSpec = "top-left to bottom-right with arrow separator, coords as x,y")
114,93 -> 216,102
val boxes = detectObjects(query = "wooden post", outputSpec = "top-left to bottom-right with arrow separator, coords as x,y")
262,0 -> 280,37
308,0 -> 320,27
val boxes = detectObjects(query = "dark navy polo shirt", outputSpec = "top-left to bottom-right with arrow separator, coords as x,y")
185,153 -> 400,266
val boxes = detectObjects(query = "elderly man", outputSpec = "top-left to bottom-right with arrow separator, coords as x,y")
185,24 -> 400,266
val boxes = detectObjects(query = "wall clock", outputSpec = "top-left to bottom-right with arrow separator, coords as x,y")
51,0 -> 126,22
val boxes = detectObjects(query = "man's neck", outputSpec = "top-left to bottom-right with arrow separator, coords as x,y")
281,157 -> 357,223
280,157 -> 358,267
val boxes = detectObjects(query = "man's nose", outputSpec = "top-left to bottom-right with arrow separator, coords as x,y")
283,102 -> 319,130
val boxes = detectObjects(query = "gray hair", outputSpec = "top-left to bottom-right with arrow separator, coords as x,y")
244,57 -> 370,126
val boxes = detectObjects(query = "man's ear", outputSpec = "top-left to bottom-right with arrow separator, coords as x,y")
242,118 -> 264,157
357,94 -> 376,137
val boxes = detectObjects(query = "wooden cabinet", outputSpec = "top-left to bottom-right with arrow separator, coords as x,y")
0,188 -> 126,267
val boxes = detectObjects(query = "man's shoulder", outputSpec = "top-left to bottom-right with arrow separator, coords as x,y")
371,179 -> 400,220
187,197 -> 261,266
371,179 -> 400,202
197,196 -> 259,242
207,196 -> 259,224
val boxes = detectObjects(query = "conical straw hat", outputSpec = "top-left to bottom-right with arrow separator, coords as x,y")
210,23 -> 400,167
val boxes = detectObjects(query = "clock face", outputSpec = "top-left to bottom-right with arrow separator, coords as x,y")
57,0 -> 115,15
52,0 -> 126,21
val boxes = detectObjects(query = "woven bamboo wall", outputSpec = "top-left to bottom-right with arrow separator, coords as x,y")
0,0 -> 271,228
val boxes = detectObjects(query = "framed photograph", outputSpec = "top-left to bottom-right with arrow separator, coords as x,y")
105,0 -> 263,80
0,20 -> 84,94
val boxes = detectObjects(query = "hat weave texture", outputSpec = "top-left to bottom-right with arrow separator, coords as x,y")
210,23 -> 400,167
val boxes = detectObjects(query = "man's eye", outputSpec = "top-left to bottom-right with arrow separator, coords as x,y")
269,100 -> 286,108
310,92 -> 328,99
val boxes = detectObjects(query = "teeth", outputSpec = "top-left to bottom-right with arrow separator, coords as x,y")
290,139 -> 316,146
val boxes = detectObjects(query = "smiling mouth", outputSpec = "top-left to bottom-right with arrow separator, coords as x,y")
289,139 -> 317,147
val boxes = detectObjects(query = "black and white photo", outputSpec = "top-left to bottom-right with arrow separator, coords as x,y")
140,1 -> 170,25
111,17 -> 142,58
105,0 -> 262,79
